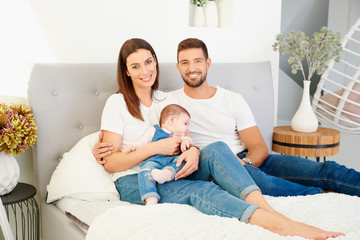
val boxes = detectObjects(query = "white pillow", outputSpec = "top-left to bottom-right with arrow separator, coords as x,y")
46,132 -> 119,203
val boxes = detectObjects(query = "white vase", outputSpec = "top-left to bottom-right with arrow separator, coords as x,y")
291,80 -> 319,132
204,1 -> 219,27
193,6 -> 205,27
217,0 -> 232,27
0,152 -> 20,196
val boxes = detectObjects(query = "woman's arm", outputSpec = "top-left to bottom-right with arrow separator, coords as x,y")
102,130 -> 182,173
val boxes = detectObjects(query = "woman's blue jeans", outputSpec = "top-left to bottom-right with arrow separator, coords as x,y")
115,141 -> 260,223
138,155 -> 184,202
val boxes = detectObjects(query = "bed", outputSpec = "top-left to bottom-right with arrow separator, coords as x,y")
27,62 -> 360,240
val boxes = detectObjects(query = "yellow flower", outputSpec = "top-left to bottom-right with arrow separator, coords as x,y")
0,103 -> 38,156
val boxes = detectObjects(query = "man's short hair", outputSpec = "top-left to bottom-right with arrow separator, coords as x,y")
177,38 -> 209,62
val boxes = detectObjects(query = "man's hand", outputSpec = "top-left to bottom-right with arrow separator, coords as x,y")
236,156 -> 246,165
92,132 -> 113,165
174,146 -> 200,180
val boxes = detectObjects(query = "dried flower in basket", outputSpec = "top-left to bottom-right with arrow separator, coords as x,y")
0,103 -> 38,156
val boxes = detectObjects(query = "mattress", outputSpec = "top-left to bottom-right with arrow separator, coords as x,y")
58,193 -> 360,239
55,197 -> 129,232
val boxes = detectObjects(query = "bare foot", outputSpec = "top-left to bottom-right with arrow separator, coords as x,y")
249,209 -> 345,240
312,232 -> 344,240
288,221 -> 344,240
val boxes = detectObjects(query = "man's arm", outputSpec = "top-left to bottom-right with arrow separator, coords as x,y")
238,126 -> 269,167
174,131 -> 199,179
92,131 -> 113,164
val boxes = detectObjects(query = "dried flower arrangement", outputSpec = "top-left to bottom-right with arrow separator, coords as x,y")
0,103 -> 38,156
273,26 -> 342,81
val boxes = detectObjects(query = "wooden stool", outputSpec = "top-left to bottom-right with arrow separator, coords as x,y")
272,126 -> 340,162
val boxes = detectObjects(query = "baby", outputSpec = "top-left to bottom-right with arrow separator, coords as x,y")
123,104 -> 196,205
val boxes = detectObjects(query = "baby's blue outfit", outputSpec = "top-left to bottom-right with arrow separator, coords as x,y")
138,124 -> 185,202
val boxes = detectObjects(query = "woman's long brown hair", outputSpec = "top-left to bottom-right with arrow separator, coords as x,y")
117,38 -> 160,121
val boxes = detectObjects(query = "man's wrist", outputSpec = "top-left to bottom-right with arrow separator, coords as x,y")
189,145 -> 201,154
242,157 -> 253,165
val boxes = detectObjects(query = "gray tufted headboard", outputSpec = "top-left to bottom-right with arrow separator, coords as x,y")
28,62 -> 274,202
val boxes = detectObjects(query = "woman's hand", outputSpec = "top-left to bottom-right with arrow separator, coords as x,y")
154,137 -> 182,156
92,132 -> 114,164
174,146 -> 200,180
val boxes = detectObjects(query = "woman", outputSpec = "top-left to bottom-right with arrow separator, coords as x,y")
99,38 -> 343,239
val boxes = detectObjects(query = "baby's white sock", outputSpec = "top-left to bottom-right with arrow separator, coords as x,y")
145,197 -> 158,206
151,169 -> 173,184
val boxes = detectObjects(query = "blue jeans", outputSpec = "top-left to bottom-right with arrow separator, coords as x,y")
238,152 -> 360,197
115,141 -> 260,223
259,154 -> 360,196
138,155 -> 184,202
237,152 -> 323,196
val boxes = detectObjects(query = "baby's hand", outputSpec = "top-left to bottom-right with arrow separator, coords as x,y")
123,144 -> 136,154
180,138 -> 192,152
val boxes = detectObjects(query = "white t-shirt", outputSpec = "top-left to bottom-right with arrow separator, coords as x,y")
101,90 -> 178,180
170,86 -> 256,154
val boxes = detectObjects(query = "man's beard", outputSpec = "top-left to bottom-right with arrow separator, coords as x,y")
182,72 -> 207,88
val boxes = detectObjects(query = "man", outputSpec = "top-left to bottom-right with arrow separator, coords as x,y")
94,38 -> 360,197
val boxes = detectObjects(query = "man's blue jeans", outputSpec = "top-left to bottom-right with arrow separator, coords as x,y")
260,154 -> 360,196
238,152 -> 360,197
115,142 -> 260,223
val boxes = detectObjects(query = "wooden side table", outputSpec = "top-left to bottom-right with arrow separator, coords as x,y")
1,183 -> 39,240
272,126 -> 340,162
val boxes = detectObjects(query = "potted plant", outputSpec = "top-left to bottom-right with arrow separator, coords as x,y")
273,26 -> 342,132
191,0 -> 207,7
0,103 -> 38,195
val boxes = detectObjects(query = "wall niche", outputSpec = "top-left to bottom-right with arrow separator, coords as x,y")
189,0 -> 233,28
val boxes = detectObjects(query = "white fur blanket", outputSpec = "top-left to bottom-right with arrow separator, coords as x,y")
85,193 -> 360,240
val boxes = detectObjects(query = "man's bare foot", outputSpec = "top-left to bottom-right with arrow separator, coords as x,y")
323,190 -> 337,193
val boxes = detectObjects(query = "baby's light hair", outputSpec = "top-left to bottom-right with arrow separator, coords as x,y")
159,104 -> 190,127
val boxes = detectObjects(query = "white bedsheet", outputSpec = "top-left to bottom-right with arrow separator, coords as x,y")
84,193 -> 360,240
55,197 -> 87,214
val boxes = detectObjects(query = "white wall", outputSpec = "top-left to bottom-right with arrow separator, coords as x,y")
0,0 -> 282,185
